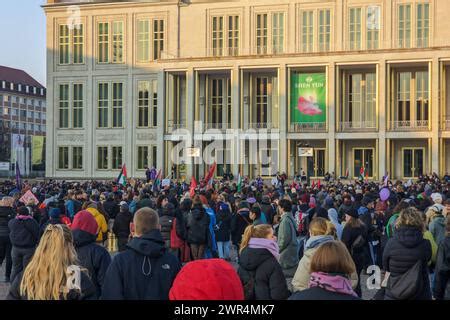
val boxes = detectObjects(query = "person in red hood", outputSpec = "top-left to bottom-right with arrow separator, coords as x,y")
169,258 -> 244,300
71,210 -> 111,298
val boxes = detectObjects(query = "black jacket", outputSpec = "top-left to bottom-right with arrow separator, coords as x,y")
289,286 -> 361,300
342,223 -> 369,270
0,206 -> 13,238
103,199 -> 119,220
101,230 -> 181,300
159,208 -> 175,243
7,269 -> 97,300
231,209 -> 251,246
73,229 -> 111,298
434,236 -> 450,300
112,210 -> 133,239
8,216 -> 39,248
186,205 -> 210,245
214,203 -> 232,242
238,247 -> 289,300
382,226 -> 432,300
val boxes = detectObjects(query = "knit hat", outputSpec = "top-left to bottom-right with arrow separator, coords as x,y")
345,208 -> 359,219
169,259 -> 244,300
71,210 -> 98,236
239,201 -> 250,210
430,193 -> 443,204
119,201 -> 129,211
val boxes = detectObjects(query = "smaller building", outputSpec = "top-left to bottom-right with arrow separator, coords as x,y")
0,66 -> 46,178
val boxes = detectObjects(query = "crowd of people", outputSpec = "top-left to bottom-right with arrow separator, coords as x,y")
0,171 -> 449,300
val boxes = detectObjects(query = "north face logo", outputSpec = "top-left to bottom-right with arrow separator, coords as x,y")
162,264 -> 171,270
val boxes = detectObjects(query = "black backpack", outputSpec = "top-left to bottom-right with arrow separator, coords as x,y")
386,260 -> 425,300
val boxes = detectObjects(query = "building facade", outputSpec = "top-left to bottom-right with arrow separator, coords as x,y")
0,66 -> 46,178
45,0 -> 450,180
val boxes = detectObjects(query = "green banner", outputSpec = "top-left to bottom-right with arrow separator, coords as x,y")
32,136 -> 44,165
290,73 -> 327,123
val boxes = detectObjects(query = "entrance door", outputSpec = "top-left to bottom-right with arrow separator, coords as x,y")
403,148 -> 424,178
353,148 -> 374,178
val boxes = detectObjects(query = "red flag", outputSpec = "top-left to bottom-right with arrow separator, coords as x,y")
190,177 -> 197,198
311,180 -> 316,189
317,179 -> 321,189
203,162 -> 217,185
345,168 -> 349,178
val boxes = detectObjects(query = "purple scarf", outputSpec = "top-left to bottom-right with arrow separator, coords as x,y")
16,215 -> 33,220
248,238 -> 280,261
309,272 -> 357,297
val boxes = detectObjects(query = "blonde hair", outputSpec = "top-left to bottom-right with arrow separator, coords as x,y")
239,224 -> 273,253
0,196 -> 14,207
396,207 -> 425,232
425,206 -> 442,226
310,241 -> 356,275
20,224 -> 79,300
309,217 -> 337,238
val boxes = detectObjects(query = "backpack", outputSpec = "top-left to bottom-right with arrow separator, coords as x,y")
386,260 -> 425,300
295,208 -> 311,237
350,234 -> 366,256
386,213 -> 399,238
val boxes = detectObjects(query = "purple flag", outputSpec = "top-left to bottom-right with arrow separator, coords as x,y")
15,161 -> 22,191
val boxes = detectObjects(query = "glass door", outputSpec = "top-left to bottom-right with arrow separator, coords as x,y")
403,148 -> 424,178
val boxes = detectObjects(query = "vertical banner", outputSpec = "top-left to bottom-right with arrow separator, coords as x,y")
11,134 -> 25,173
32,136 -> 44,165
290,73 -> 327,124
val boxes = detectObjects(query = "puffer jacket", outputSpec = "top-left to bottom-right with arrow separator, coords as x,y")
215,202 -> 232,242
291,235 -> 335,292
86,207 -> 108,242
238,246 -> 289,300
159,205 -> 175,243
186,204 -> 210,245
382,226 -> 432,300
277,212 -> 299,272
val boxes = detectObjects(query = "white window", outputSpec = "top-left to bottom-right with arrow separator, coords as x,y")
255,12 -> 285,55
417,3 -> 430,48
349,8 -> 362,50
33,87 -> 37,94
398,4 -> 412,48
367,6 -> 380,50
25,86 -> 29,93
59,23 -> 84,65
1,81 -> 5,89
136,18 -> 165,62
300,11 -> 314,53
40,88 -> 44,96
98,20 -> 124,64
10,83 -> 14,90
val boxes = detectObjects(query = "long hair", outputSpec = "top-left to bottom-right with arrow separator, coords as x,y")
309,217 -> 337,239
20,224 -> 79,300
239,224 -> 273,253
396,207 -> 425,233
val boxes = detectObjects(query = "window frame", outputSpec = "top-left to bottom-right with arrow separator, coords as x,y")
97,146 -> 109,170
352,147 -> 375,179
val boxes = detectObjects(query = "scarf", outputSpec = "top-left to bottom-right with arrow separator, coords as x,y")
305,235 -> 335,250
309,272 -> 357,297
248,238 -> 280,261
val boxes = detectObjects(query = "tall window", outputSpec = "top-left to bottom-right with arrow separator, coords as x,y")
255,77 -> 268,124
314,149 -> 326,177
353,148 -> 374,178
59,84 -> 69,128
151,145 -> 157,168
112,146 -> 123,169
138,81 -> 150,127
301,11 -> 314,53
256,14 -> 268,54
415,71 -> 429,121
152,81 -> 158,127
346,72 -> 376,127
112,21 -> 124,63
228,16 -> 239,56
398,4 -> 412,48
349,8 -> 362,50
212,16 -> 224,56
397,72 -> 411,121
73,84 -> 83,128
112,83 -> 123,127
73,25 -> 84,64
367,6 -> 380,50
98,22 -> 109,63
72,147 -> 83,169
210,79 -> 224,125
137,20 -> 150,62
137,146 -> 148,170
417,3 -> 430,48
319,9 -> 331,52
403,148 -> 424,178
58,147 -> 69,169
272,13 -> 285,54
98,83 -> 109,128
59,25 -> 70,64
97,146 -> 109,170
153,19 -> 164,60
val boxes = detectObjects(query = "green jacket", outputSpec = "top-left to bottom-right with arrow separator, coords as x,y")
277,212 -> 299,270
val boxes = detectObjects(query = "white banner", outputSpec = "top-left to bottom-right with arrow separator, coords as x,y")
298,148 -> 314,157
0,162 -> 9,171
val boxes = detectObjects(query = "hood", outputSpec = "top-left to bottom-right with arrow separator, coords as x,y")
86,207 -> 101,218
432,215 -> 446,227
305,235 -> 335,250
394,226 -> 425,248
328,208 -> 339,224
440,237 -> 450,268
126,229 -> 166,258
72,229 -> 97,247
358,206 -> 369,216
239,247 -> 274,271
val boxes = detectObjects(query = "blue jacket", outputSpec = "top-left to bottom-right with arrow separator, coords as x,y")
101,230 -> 181,300
205,207 -> 218,258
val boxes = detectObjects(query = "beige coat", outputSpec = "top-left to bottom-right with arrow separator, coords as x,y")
291,247 -> 359,292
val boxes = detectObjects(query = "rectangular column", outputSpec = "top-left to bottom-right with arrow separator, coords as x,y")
431,59 -> 440,174
378,61 -> 387,179
328,63 -> 336,174
157,71 -> 165,172
279,64 -> 287,174
186,68 -> 195,178
231,66 -> 240,176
